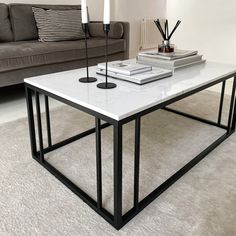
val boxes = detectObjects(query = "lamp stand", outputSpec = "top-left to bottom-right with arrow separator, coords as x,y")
79,23 -> 97,83
97,24 -> 117,89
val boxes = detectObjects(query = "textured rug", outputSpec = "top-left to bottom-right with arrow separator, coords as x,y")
0,90 -> 236,236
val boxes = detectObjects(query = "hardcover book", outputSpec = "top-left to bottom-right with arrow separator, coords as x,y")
137,54 -> 205,70
138,49 -> 198,60
97,61 -> 152,76
96,67 -> 172,85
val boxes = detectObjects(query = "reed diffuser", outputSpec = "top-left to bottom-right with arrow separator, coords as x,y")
154,19 -> 181,53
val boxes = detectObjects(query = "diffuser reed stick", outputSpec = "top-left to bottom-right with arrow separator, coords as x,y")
154,19 -> 181,41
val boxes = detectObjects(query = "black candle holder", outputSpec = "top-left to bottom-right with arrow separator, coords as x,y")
79,23 -> 97,83
97,24 -> 117,89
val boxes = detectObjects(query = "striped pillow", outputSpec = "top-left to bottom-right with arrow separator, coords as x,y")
32,7 -> 84,42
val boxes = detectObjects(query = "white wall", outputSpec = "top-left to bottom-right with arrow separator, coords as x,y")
166,0 -> 236,65
166,0 -> 236,94
113,0 -> 166,57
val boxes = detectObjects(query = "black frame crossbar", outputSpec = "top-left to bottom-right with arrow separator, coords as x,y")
25,73 -> 236,230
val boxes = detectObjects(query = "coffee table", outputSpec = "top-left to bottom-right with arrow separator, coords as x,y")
25,61 -> 236,230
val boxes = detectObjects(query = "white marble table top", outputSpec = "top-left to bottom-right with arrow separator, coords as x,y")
24,60 -> 236,121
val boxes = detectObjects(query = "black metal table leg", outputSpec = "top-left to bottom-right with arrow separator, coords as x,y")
96,118 -> 102,209
25,87 -> 37,156
231,77 -> 236,132
35,91 -> 44,162
227,76 -> 236,134
134,117 -> 141,210
232,96 -> 236,132
218,81 -> 226,125
45,95 -> 52,147
113,123 -> 123,229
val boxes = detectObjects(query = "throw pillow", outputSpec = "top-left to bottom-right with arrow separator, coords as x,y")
32,7 -> 84,42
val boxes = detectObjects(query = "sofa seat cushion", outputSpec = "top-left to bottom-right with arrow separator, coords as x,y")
0,38 -> 126,72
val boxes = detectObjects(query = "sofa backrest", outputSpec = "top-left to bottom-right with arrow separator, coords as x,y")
0,3 -> 14,42
8,4 -> 81,41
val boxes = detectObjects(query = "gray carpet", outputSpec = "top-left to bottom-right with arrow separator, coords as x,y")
0,90 -> 236,236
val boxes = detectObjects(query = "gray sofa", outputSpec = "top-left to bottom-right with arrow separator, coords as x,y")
0,3 -> 130,88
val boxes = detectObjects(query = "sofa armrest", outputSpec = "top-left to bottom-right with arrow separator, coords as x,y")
89,21 -> 130,59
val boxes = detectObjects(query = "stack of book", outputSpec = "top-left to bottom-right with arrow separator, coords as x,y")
96,61 -> 173,85
137,49 -> 205,71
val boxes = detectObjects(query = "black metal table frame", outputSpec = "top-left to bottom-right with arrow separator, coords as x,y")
25,73 -> 236,230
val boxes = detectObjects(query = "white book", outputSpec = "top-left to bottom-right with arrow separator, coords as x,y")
138,49 -> 198,60
96,68 -> 172,85
137,58 -> 206,71
137,54 -> 203,67
97,61 -> 152,76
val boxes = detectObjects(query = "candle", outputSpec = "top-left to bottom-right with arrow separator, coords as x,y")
103,0 -> 110,25
81,0 -> 88,24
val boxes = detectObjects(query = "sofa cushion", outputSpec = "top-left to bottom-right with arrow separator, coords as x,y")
9,4 -> 81,41
32,7 -> 83,42
0,38 -> 126,72
89,22 -> 124,39
0,4 -> 13,42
